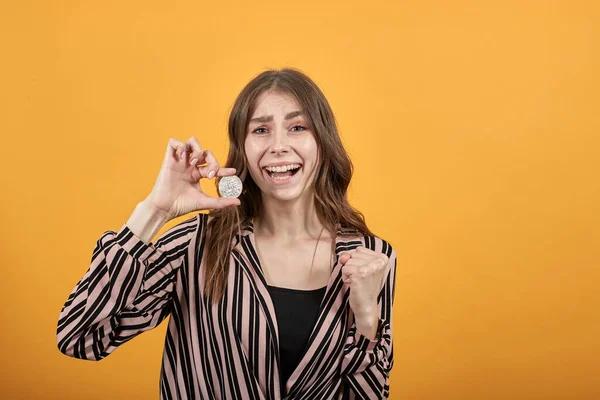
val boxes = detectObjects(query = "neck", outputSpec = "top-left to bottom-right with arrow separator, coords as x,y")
255,191 -> 323,242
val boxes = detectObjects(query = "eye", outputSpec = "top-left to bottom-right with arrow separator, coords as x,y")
291,125 -> 306,132
251,127 -> 268,134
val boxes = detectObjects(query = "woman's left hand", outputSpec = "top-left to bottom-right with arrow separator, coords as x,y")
340,247 -> 389,339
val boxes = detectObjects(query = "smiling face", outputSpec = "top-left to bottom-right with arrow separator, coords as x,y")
244,90 -> 320,203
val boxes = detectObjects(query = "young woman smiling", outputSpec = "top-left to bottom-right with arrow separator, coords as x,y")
57,68 -> 397,399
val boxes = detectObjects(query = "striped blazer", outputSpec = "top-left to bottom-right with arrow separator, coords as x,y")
57,213 -> 397,399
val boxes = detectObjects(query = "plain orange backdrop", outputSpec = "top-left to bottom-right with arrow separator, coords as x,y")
1,1 -> 599,399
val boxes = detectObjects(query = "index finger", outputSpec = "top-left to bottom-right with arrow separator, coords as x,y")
187,136 -> 204,155
203,150 -> 220,177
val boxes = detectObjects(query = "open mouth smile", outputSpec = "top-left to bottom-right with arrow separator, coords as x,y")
262,163 -> 302,183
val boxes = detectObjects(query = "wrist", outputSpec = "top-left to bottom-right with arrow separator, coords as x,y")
140,197 -> 172,220
126,200 -> 171,244
354,310 -> 379,341
353,301 -> 379,321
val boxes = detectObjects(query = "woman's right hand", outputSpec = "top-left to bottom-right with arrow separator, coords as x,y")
144,137 -> 241,220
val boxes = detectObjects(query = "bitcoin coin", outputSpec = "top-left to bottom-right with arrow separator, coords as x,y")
218,175 -> 243,198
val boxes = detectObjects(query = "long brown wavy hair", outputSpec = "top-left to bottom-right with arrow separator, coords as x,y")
205,68 -> 373,301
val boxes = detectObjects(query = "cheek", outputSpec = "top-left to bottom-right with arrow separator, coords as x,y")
298,137 -> 319,163
244,139 -> 258,164
244,139 -> 263,176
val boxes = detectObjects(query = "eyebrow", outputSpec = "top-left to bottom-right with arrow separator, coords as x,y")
249,110 -> 304,124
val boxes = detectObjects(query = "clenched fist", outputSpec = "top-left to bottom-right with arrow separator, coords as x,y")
340,247 -> 389,339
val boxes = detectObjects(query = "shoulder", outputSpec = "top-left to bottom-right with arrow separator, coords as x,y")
361,234 -> 395,260
198,212 -> 212,226
338,229 -> 397,267
336,227 -> 396,260
153,213 -> 208,250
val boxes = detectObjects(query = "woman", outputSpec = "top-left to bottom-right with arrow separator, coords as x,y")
57,68 -> 397,399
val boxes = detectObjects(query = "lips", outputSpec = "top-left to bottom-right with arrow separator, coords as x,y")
262,164 -> 302,184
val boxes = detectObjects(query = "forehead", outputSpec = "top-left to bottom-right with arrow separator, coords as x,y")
251,91 -> 302,116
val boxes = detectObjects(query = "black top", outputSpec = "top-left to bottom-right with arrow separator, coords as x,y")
266,284 -> 327,395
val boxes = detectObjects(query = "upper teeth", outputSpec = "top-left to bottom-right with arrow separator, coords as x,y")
265,164 -> 301,173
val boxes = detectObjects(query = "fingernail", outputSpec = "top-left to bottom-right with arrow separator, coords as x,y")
190,158 -> 198,166
208,170 -> 215,179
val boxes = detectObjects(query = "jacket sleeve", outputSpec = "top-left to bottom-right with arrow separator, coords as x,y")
341,240 -> 397,399
56,213 -> 203,361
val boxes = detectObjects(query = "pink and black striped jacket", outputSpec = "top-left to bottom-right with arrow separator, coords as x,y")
57,213 -> 397,399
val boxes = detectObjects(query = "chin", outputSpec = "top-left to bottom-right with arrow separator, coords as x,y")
264,187 -> 307,203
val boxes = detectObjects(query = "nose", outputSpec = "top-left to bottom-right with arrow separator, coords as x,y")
269,128 -> 290,154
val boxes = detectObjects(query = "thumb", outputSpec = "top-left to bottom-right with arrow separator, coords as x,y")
338,252 -> 352,265
199,195 -> 241,210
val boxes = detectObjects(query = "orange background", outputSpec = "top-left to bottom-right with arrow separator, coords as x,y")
1,1 -> 599,399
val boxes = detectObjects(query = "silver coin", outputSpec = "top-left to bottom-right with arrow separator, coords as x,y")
218,175 -> 243,198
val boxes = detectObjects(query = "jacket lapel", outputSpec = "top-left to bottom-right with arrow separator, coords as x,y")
284,232 -> 365,397
231,223 -> 282,396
